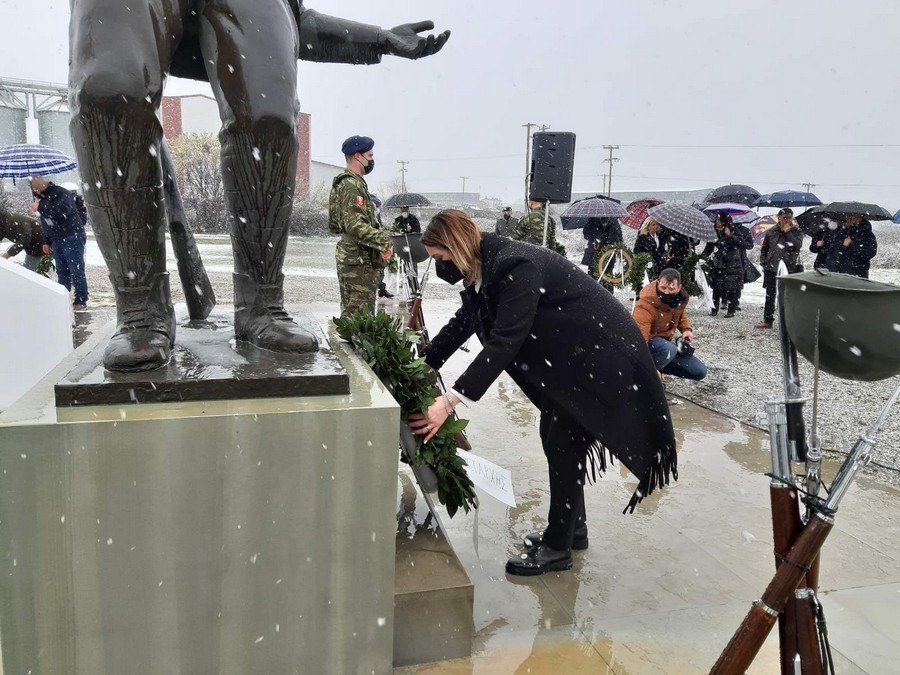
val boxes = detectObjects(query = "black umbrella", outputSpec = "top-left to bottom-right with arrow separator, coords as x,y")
753,190 -> 823,208
795,206 -> 841,236
559,194 -> 630,230
383,192 -> 433,208
816,201 -> 893,221
704,184 -> 761,207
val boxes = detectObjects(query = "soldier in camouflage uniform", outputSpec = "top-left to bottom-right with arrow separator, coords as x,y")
513,200 -> 557,248
329,136 -> 394,317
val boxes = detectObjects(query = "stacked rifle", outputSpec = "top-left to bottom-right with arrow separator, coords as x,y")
712,271 -> 900,674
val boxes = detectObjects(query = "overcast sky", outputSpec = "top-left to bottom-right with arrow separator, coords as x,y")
2,0 -> 900,208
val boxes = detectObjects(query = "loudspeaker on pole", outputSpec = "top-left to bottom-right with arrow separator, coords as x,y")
528,132 -> 576,204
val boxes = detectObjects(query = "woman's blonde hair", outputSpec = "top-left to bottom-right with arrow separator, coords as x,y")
422,209 -> 483,284
639,217 -> 658,235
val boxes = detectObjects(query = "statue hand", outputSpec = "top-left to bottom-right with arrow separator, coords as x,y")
382,21 -> 450,59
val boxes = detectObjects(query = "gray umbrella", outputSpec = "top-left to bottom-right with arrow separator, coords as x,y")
647,203 -> 717,241
559,194 -> 630,230
383,192 -> 433,208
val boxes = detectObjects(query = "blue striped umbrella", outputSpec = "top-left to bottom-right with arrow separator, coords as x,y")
0,143 -> 78,179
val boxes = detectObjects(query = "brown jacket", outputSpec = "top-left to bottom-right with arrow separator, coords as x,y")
632,280 -> 691,342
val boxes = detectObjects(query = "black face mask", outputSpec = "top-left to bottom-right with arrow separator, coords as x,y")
362,157 -> 375,175
435,259 -> 465,285
658,291 -> 681,307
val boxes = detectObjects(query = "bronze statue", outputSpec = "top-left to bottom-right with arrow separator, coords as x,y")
68,1 -> 449,372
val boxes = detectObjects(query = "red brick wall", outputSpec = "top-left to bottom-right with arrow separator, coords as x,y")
296,112 -> 311,197
161,97 -> 183,141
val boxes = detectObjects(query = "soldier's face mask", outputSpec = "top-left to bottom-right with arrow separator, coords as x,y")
358,154 -> 375,175
435,259 -> 465,285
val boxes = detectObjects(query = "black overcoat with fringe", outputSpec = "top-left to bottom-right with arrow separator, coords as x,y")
425,233 -> 677,511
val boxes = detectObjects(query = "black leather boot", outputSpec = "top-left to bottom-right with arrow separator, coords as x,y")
506,543 -> 572,576
233,273 -> 318,353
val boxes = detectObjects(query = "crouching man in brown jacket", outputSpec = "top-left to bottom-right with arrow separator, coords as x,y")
632,268 -> 707,381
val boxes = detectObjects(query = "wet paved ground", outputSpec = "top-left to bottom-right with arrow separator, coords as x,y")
68,295 -> 900,674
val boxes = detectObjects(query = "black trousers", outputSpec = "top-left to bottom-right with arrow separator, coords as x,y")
538,398 -> 589,551
762,270 -> 777,324
712,288 -> 738,312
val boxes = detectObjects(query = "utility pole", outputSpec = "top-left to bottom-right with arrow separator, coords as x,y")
802,182 -> 816,193
460,176 -> 468,205
602,145 -> 619,197
522,122 -> 538,208
602,173 -> 607,195
397,160 -> 409,193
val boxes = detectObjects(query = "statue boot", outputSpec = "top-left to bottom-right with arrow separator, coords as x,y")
233,272 -> 318,353
104,272 -> 176,372
80,184 -> 174,372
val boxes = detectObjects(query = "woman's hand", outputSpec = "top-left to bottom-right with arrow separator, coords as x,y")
408,393 -> 460,443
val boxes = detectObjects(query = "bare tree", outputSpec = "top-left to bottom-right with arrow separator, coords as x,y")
168,133 -> 227,233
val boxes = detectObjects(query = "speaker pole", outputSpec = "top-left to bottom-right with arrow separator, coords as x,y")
541,199 -> 550,248
522,122 -> 538,209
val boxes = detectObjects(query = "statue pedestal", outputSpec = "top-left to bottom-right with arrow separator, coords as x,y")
0,323 -> 399,674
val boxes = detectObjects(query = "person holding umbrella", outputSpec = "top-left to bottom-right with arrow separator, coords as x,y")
28,175 -> 89,310
393,207 -> 421,234
410,210 -> 677,575
581,217 -> 623,287
702,213 -> 752,317
825,213 -> 877,278
756,208 -> 804,329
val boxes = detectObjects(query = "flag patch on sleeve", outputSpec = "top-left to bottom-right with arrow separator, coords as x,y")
356,195 -> 364,207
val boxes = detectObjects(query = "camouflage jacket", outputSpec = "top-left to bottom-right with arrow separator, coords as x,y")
328,170 -> 391,267
513,208 -> 556,248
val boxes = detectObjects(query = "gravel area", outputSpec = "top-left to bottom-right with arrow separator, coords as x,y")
83,228 -> 900,488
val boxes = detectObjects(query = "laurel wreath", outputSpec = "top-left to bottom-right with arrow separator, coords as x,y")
333,308 -> 477,518
590,242 -> 633,283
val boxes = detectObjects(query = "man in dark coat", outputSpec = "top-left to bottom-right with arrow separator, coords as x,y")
411,211 -> 677,576
658,226 -> 692,272
68,0 -> 449,371
581,217 -> 623,286
0,209 -> 45,273
393,208 -> 421,233
29,176 -> 89,309
824,214 -> 877,278
756,208 -> 804,329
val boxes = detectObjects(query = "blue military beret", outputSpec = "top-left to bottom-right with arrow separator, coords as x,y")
341,135 -> 375,155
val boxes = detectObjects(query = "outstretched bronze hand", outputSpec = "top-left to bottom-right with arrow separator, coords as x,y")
382,21 -> 451,59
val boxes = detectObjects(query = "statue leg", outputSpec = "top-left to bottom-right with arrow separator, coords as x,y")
69,0 -> 189,371
199,0 -> 317,353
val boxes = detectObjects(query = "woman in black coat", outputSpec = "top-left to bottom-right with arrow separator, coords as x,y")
701,213 -> 753,317
408,210 -> 676,576
633,217 -> 664,278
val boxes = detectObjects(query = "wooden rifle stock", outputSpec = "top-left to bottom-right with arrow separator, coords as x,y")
711,513 -> 833,674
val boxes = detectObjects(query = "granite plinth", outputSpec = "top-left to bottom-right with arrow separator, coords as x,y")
54,309 -> 349,406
